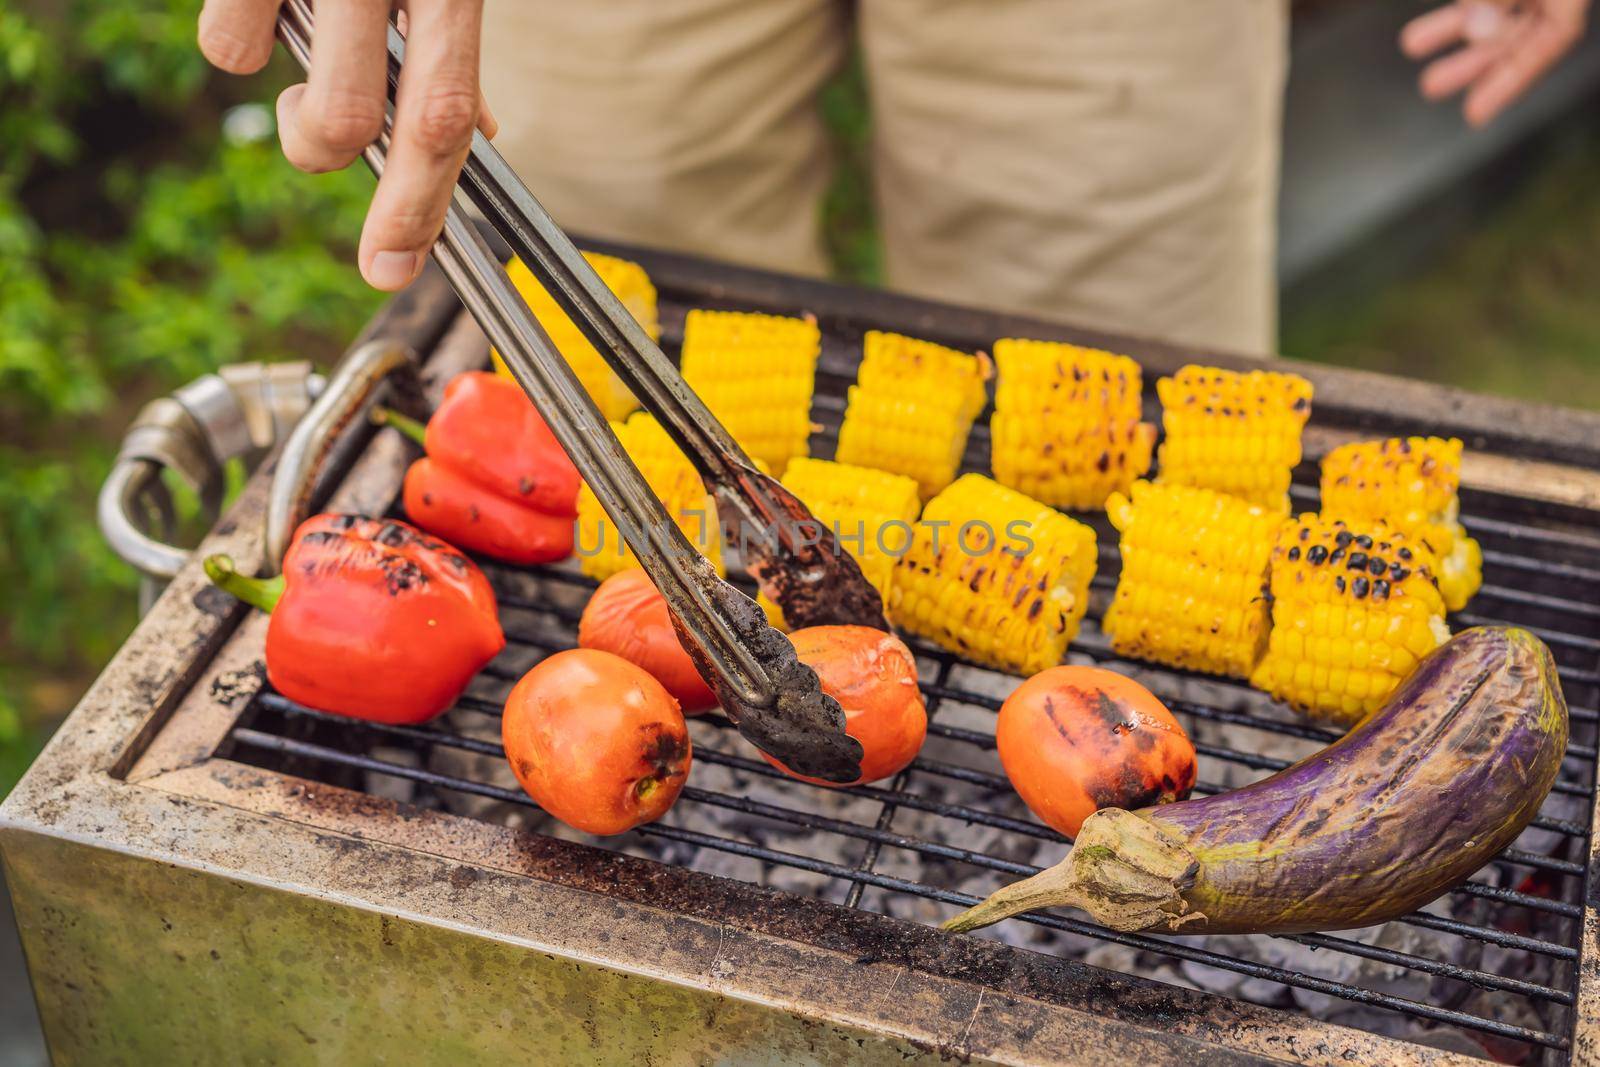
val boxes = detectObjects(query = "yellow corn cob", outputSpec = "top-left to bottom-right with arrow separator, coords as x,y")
888,474 -> 1097,675
989,339 -> 1156,511
680,310 -> 820,473
1250,515 -> 1450,727
1102,481 -> 1281,679
493,252 -> 658,421
575,413 -> 723,582
1319,436 -> 1482,612
757,458 -> 922,629
835,331 -> 989,499
1155,365 -> 1314,512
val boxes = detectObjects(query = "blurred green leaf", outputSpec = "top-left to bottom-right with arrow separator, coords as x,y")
0,0 -> 381,795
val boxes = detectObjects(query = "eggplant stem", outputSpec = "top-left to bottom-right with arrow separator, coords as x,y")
371,405 -> 428,447
941,808 -> 1203,935
204,554 -> 285,614
942,863 -> 1089,933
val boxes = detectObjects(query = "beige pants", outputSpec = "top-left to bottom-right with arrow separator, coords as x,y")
481,1 -> 1287,355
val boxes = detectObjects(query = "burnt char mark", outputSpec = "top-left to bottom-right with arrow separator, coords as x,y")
1040,696 -> 1074,745
370,520 -> 452,555
376,522 -> 411,547
1083,688 -> 1129,733
1295,809 -> 1331,839
518,476 -> 536,496
1088,762 -> 1163,812
379,555 -> 429,595
640,723 -> 690,779
298,530 -> 342,547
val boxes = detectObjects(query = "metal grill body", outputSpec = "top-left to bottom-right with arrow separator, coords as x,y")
7,250 -> 1600,1066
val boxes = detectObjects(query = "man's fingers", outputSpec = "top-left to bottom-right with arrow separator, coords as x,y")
1461,0 -> 1516,42
392,7 -> 497,137
279,0 -> 391,173
357,0 -> 485,290
479,95 -> 499,140
1419,40 -> 1503,99
1464,21 -> 1580,126
1401,3 -> 1467,58
197,0 -> 279,74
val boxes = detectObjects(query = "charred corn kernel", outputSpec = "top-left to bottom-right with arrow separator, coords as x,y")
1102,481 -> 1280,679
1155,365 -> 1313,512
1250,515 -> 1449,726
680,310 -> 820,472
887,474 -> 1096,675
493,252 -> 658,421
835,331 -> 989,499
757,458 -> 922,629
575,413 -> 722,582
1319,436 -> 1482,612
989,339 -> 1155,511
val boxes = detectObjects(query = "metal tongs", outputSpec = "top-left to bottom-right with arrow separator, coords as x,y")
276,1 -> 882,782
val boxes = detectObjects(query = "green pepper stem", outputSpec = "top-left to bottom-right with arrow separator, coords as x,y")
204,554 -> 285,614
370,405 -> 428,448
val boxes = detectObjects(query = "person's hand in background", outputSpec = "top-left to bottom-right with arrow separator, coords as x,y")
1402,0 -> 1591,126
198,0 -> 497,291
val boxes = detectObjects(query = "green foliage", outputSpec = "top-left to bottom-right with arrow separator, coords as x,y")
0,0 -> 383,794
820,53 -> 882,287
1283,122 -> 1600,411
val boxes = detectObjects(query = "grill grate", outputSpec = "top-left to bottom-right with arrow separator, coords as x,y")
227,511 -> 1600,1059
221,320 -> 1600,1061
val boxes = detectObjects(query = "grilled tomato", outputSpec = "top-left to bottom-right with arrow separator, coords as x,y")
997,665 -> 1195,837
762,625 -> 927,787
502,648 -> 691,835
578,569 -> 718,712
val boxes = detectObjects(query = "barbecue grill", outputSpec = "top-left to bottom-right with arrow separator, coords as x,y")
7,246 -> 1600,1066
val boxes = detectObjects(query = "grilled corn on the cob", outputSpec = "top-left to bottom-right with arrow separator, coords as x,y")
1250,516 -> 1450,726
757,458 -> 922,629
680,310 -> 821,472
494,252 -> 658,421
1155,365 -> 1313,512
989,340 -> 1156,511
835,331 -> 988,499
888,474 -> 1097,675
1102,481 -> 1281,679
575,413 -> 723,582
1319,436 -> 1482,612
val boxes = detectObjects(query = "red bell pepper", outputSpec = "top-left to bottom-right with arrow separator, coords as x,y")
381,371 -> 580,564
205,514 -> 505,725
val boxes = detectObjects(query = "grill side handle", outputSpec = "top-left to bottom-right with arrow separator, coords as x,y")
263,341 -> 421,571
99,361 -> 327,597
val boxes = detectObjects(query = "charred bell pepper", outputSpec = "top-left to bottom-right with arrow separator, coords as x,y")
205,514 -> 505,725
381,371 -> 580,564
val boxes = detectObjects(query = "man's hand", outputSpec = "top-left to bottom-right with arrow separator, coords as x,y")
198,0 -> 497,291
1401,0 -> 1591,127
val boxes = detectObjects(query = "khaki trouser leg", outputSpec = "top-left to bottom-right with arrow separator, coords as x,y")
859,0 -> 1288,355
479,0 -> 848,276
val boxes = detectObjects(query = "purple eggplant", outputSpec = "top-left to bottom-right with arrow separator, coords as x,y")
944,627 -> 1568,936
